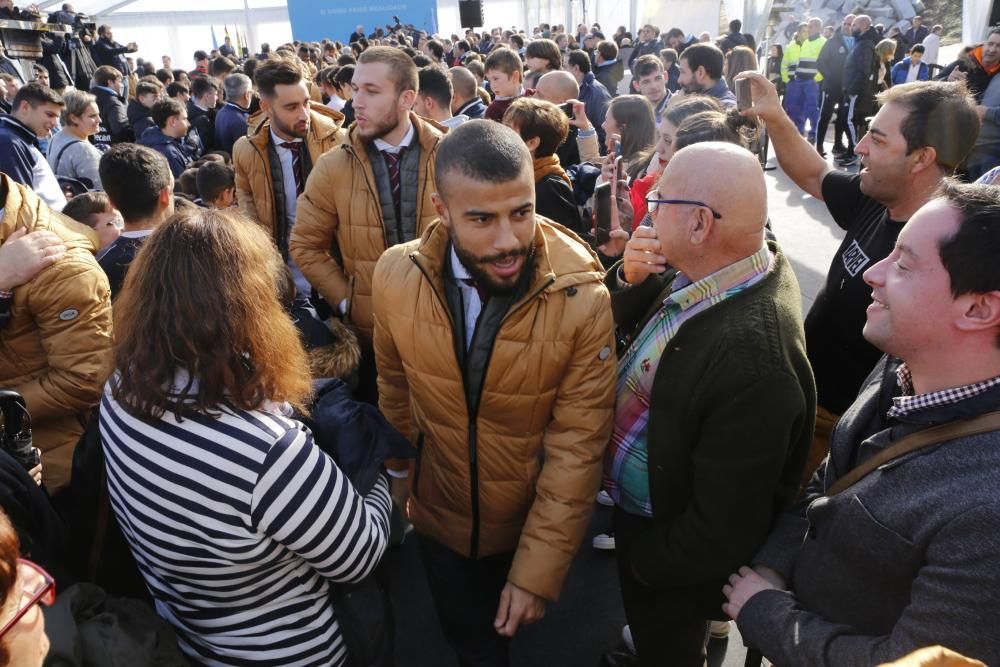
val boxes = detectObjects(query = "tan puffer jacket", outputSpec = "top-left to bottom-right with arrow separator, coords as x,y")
0,176 -> 113,491
372,218 -> 617,601
232,105 -> 346,246
879,647 -> 986,667
290,113 -> 443,345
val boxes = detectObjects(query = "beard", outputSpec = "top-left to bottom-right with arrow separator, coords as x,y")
451,227 -> 536,297
272,114 -> 309,139
358,105 -> 401,142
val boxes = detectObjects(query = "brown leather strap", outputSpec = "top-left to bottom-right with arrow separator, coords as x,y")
826,410 -> 1000,497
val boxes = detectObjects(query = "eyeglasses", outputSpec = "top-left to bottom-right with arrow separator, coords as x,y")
0,559 -> 56,640
645,192 -> 722,219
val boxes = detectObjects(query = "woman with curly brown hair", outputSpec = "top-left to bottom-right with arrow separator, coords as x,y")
99,208 -> 392,666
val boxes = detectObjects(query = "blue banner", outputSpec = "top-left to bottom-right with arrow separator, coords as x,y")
287,0 -> 439,44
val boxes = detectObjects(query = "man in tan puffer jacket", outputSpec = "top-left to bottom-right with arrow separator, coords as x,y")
291,47 -> 443,346
373,121 -> 616,664
233,59 -> 345,269
0,174 -> 113,491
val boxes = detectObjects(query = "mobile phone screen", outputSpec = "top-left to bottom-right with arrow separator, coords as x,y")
593,182 -> 612,245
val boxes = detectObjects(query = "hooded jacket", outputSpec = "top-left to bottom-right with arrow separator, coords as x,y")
595,59 -> 625,96
890,57 -> 930,85
843,27 -> 881,97
817,28 -> 852,93
232,105 -> 345,258
90,86 -> 132,148
0,176 -> 113,491
136,126 -> 191,178
290,112 -> 443,344
186,100 -> 215,153
372,218 -> 616,600
125,99 -> 153,139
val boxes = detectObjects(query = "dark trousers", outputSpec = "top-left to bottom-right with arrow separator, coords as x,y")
417,535 -> 515,667
614,509 -> 710,667
816,89 -> 850,150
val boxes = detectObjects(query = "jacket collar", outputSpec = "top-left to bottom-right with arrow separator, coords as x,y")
250,105 -> 344,153
0,114 -> 39,147
410,216 -> 605,303
0,174 -> 97,251
346,111 -> 444,164
455,97 -> 485,116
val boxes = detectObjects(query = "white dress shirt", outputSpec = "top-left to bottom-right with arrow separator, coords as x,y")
450,245 -> 483,350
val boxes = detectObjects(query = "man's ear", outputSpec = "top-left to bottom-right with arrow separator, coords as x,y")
956,291 -> 1000,336
688,207 -> 715,246
525,136 -> 541,154
400,89 -> 417,111
431,191 -> 450,225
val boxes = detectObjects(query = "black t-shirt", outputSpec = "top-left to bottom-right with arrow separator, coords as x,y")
805,171 -> 906,414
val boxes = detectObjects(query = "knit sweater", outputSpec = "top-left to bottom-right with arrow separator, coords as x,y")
606,242 -> 815,619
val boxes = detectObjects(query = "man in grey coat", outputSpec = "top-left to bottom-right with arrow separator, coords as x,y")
723,178 -> 1000,666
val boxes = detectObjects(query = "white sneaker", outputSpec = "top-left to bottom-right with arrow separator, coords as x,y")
622,624 -> 636,654
597,490 -> 614,507
592,532 -> 616,550
709,620 -> 731,639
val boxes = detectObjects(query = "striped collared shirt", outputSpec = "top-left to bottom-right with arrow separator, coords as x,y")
605,244 -> 774,517
888,364 -> 1000,418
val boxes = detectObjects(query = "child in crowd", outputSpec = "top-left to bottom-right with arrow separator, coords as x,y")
483,47 -> 525,121
196,161 -> 236,209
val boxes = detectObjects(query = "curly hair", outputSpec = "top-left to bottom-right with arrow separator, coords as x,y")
110,209 -> 312,420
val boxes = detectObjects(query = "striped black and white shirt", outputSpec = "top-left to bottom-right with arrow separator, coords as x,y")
99,382 -> 392,666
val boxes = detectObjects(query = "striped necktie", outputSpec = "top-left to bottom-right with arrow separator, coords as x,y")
278,142 -> 303,196
383,148 -> 405,216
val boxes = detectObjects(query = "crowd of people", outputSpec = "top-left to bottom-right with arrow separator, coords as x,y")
1,5 -> 1000,667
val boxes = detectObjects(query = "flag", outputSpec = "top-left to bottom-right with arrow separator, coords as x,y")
224,25 -> 230,40
235,26 -> 244,56
211,26 -> 218,50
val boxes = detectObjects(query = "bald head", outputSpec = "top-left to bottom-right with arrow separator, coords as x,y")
535,70 -> 579,104
656,143 -> 766,276
854,15 -> 872,32
449,65 -> 478,104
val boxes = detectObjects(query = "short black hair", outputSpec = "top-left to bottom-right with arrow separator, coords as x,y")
12,83 -> 63,111
196,162 -> 235,203
190,76 -> 220,100
417,65 -> 452,110
166,81 -> 189,98
412,54 -> 433,68
681,43 -> 725,80
155,68 -> 173,85
253,59 -> 302,98
729,19 -> 742,32
100,144 -> 173,222
434,119 -> 530,200
936,180 -> 1000,327
194,50 -> 209,62
151,98 -> 185,129
567,49 -> 591,74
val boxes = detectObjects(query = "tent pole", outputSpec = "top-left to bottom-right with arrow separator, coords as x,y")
243,0 -> 256,57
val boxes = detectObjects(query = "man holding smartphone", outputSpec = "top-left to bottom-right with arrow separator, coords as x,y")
605,142 -> 814,665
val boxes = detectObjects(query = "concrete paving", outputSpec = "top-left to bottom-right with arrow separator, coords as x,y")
389,150 -> 852,667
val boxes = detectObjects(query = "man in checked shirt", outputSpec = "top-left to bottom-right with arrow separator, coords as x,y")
725,179 -> 1000,666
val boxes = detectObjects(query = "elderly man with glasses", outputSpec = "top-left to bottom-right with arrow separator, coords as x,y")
599,142 -> 816,666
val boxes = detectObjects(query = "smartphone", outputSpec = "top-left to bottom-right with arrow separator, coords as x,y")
593,182 -> 612,245
560,102 -> 575,119
609,134 -> 620,158
736,78 -> 752,111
